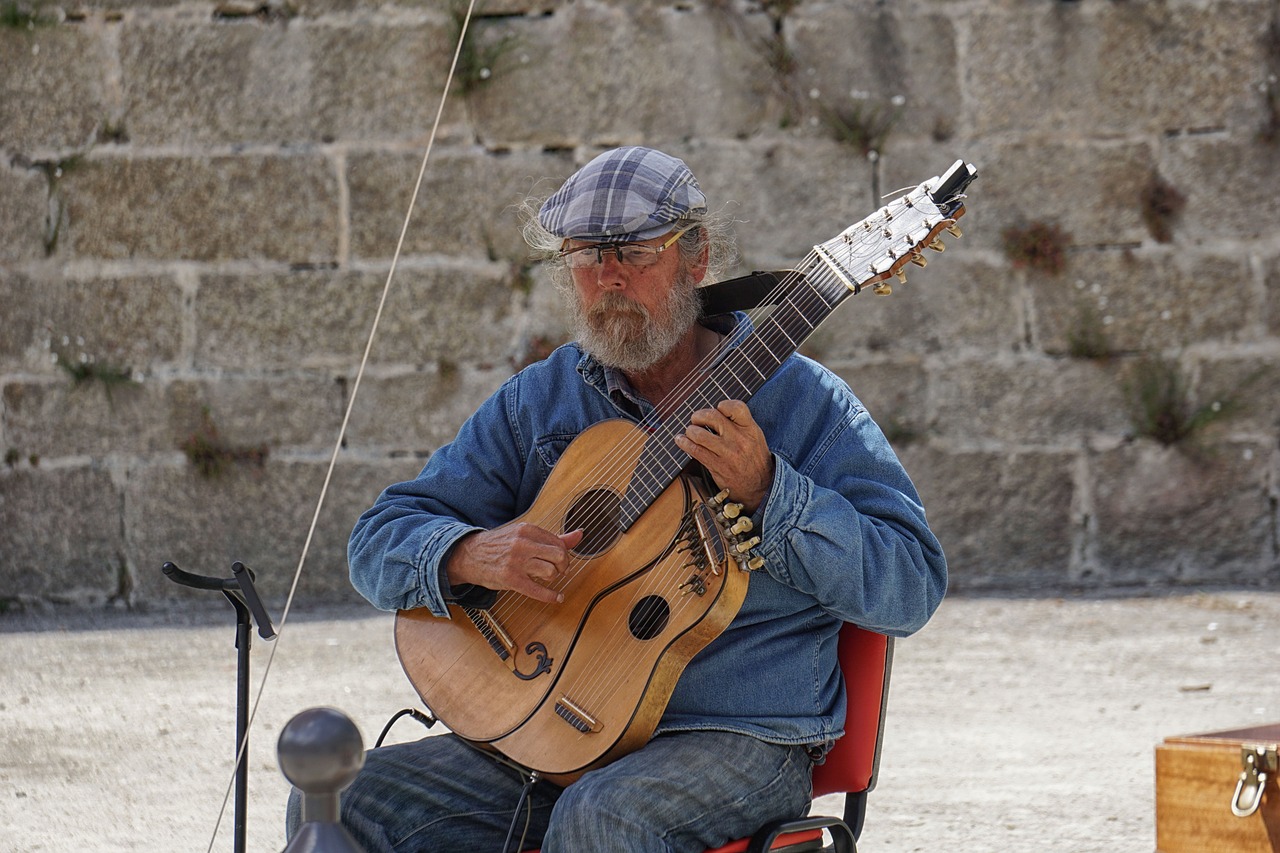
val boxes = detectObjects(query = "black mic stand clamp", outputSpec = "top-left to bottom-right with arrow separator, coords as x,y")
162,560 -> 277,853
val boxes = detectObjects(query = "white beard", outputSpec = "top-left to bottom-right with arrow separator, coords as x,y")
568,272 -> 702,374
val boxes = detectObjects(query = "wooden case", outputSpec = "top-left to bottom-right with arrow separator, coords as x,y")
1156,724 -> 1280,852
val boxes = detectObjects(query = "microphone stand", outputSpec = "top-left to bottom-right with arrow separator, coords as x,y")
162,560 -> 277,853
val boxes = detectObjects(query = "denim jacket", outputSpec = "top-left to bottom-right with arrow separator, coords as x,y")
349,314 -> 947,748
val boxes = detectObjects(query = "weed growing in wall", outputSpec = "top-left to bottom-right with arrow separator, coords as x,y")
820,98 -> 902,158
1261,16 -> 1280,144
1140,175 -> 1186,244
181,408 -> 268,479
1066,302 -> 1114,361
0,1 -> 57,28
452,1 -> 520,95
1001,221 -> 1071,275
1123,357 -> 1235,447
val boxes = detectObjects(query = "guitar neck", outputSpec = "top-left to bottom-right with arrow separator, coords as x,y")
617,159 -> 975,529
620,261 -> 851,528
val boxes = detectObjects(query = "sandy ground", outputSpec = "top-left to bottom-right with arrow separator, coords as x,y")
2,590 -> 1278,852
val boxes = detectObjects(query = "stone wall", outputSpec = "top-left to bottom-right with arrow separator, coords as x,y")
2,0 -> 1278,610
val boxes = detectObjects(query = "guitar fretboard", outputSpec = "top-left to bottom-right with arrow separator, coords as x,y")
619,260 -> 848,528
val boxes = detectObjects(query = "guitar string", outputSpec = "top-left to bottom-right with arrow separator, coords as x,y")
200,3 -> 480,850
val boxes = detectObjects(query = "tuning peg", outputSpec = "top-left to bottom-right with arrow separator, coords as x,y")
707,490 -> 729,509
732,536 -> 762,555
895,267 -> 908,285
746,555 -> 765,571
730,517 -> 753,536
928,238 -> 946,252
909,252 -> 928,268
872,281 -> 892,295
718,502 -> 742,521
946,223 -> 963,238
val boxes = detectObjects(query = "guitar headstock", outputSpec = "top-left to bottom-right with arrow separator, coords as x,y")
811,159 -> 977,296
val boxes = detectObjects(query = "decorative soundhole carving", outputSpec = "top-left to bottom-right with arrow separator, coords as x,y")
628,595 -> 671,641
564,488 -> 622,557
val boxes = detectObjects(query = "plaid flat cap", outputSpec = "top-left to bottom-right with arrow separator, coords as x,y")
539,147 -> 707,243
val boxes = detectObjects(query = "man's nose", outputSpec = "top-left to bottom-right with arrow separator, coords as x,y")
594,253 -> 627,288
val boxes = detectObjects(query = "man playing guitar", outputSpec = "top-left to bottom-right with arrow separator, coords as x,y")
289,146 -> 948,853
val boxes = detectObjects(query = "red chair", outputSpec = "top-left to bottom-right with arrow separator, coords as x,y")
527,623 -> 894,853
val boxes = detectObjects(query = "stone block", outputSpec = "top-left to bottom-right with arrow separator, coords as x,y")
0,23 -> 113,155
0,270 -> 184,374
1197,355 -> 1280,436
125,457 -> 417,604
3,378 -> 170,458
948,139 -> 1152,253
901,445 -> 1077,589
465,2 -> 776,147
1091,440 -> 1273,584
342,364 -> 511,453
787,3 -> 960,145
829,358 -> 928,448
167,377 -> 346,452
803,253 -> 1023,360
195,264 -> 521,370
0,466 -> 123,604
119,15 -> 459,146
1028,248 -> 1255,355
347,146 -> 573,262
1161,136 -> 1280,242
965,1 -> 1268,138
927,356 -> 1130,447
58,154 -> 340,262
678,137 -> 878,269
0,165 -> 48,263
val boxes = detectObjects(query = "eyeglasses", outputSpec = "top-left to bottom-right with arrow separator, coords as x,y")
557,226 -> 695,269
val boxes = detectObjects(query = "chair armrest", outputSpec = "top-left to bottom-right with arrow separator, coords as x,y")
744,815 -> 856,853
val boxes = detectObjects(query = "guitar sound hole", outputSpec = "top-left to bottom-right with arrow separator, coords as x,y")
564,488 -> 622,558
628,595 -> 671,642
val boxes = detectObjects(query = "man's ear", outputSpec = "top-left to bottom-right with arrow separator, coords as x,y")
689,243 -> 710,285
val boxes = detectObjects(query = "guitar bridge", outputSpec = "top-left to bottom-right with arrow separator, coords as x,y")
554,696 -> 602,734
463,607 -> 515,662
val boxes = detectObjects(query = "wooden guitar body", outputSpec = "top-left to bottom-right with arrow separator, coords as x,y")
395,418 -> 749,779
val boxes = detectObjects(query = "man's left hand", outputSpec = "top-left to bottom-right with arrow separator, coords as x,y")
674,399 -> 774,515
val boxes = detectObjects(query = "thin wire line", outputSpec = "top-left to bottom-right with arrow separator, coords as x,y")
203,3 -> 479,849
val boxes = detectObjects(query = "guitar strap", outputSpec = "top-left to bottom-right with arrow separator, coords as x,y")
696,270 -> 797,316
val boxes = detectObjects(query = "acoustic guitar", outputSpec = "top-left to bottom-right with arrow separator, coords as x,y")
394,160 -> 977,780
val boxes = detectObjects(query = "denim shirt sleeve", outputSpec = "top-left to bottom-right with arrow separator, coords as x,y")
347,377 -> 529,615
751,363 -> 947,637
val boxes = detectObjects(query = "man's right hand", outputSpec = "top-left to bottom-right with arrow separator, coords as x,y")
445,525 -> 585,604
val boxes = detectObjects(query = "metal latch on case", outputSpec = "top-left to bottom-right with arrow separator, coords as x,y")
1232,744 -> 1278,818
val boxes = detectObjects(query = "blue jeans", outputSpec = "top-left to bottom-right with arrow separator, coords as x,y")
287,731 -> 814,853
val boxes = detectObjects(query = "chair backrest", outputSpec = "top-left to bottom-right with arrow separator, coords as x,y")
811,624 -> 894,799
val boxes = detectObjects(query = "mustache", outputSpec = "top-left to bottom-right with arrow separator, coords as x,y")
587,293 -> 649,323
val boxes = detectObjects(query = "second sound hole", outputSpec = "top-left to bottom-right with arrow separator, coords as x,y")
628,595 -> 671,641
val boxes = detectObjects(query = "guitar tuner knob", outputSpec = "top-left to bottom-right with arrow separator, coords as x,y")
730,517 -> 753,536
895,267 -> 907,285
733,536 -> 761,555
708,490 -> 729,508
946,224 -> 963,238
910,252 -> 928,268
719,502 -> 742,520
746,555 -> 766,571
928,238 -> 946,252
872,281 -> 893,295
